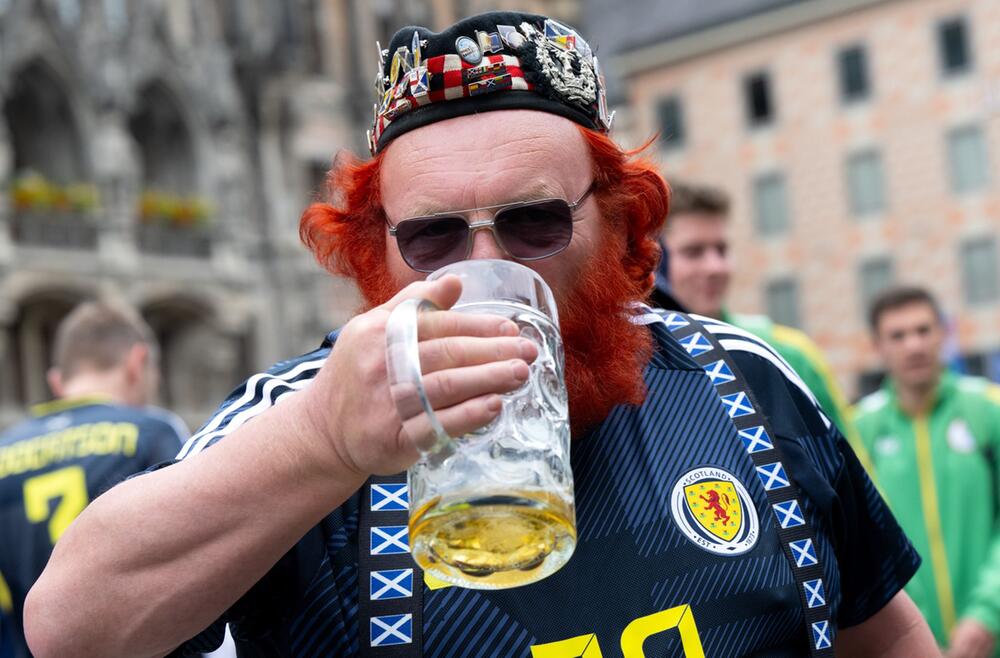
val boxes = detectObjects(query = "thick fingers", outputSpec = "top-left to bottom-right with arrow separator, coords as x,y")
398,394 -> 503,452
419,336 -> 538,373
435,394 -> 504,440
417,309 -> 518,340
422,360 -> 529,409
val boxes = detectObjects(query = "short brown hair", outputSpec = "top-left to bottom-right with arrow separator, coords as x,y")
668,181 -> 731,217
52,302 -> 157,378
868,286 -> 943,333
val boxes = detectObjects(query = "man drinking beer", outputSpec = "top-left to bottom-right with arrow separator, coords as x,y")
26,11 -> 937,657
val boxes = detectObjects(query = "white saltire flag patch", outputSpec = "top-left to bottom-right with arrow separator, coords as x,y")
370,525 -> 409,555
371,614 -> 412,647
371,483 -> 409,511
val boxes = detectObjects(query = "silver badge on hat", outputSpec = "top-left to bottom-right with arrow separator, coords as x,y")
594,56 -> 615,131
455,35 -> 482,65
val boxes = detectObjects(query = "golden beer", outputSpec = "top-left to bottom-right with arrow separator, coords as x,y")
410,490 -> 576,589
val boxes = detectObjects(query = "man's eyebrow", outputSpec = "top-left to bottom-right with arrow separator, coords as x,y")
404,181 -> 565,217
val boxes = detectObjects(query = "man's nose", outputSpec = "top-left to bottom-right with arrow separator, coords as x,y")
468,226 -> 507,260
705,248 -> 730,273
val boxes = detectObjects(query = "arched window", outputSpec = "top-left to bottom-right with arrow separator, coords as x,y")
142,299 -> 248,427
4,60 -> 84,184
3,60 -> 97,248
129,81 -> 210,256
128,81 -> 195,195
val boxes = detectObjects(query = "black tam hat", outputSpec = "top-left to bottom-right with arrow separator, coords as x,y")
368,11 -> 614,155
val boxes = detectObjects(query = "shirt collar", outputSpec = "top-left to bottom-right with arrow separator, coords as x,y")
30,396 -> 113,418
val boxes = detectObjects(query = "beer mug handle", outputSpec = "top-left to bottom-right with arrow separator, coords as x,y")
385,298 -> 456,458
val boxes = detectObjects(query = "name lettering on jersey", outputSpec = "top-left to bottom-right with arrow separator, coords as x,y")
0,422 -> 139,479
671,467 -> 758,556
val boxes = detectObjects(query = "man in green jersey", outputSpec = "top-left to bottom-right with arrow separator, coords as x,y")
855,286 -> 1000,658
651,181 -> 860,450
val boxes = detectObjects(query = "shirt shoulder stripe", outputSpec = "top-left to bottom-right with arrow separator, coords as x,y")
177,347 -> 330,460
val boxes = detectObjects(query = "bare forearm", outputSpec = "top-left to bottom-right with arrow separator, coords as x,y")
836,591 -> 941,657
25,392 -> 365,658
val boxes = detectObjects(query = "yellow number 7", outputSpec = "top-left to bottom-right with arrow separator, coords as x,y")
23,466 -> 89,544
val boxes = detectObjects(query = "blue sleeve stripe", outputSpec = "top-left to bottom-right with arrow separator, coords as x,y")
176,356 -> 328,459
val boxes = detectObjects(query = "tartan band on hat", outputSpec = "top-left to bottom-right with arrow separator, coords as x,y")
369,11 -> 614,155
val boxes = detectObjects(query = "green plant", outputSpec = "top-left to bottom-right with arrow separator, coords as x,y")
8,172 -> 99,214
138,190 -> 213,227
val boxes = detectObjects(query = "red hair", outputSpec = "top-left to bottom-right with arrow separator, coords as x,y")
300,128 -> 670,308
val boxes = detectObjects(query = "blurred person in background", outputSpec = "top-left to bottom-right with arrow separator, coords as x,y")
855,286 -> 1000,658
0,301 -> 187,657
26,12 -> 936,658
652,181 -> 865,462
1,572 -> 12,658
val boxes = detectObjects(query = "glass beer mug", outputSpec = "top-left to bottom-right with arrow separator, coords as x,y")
385,259 -> 576,589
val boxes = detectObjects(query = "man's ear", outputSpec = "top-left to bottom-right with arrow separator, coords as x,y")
123,343 -> 149,386
46,368 -> 65,398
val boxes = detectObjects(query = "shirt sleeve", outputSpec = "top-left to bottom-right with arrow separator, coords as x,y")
962,386 -> 1000,635
139,409 -> 189,466
155,342 -> 335,653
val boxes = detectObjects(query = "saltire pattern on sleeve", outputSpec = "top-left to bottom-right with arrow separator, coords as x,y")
634,306 -> 831,430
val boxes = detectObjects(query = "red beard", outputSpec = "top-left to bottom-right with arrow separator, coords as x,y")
557,231 -> 653,436
356,229 -> 652,438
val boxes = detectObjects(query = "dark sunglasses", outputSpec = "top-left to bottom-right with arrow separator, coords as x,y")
386,182 -> 596,272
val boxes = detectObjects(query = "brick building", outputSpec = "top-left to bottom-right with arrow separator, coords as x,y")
605,0 -> 999,397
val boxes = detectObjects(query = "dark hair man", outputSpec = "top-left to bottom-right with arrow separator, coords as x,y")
652,181 -> 867,468
27,13 -> 934,658
855,286 -> 1000,658
0,301 -> 186,656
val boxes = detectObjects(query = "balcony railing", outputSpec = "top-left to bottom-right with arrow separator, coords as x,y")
9,211 -> 99,249
137,223 -> 213,258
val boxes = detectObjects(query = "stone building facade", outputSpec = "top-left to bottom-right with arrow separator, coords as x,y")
614,0 -> 1000,397
0,0 -> 355,430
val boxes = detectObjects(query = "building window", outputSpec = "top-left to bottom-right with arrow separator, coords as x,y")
846,149 -> 886,216
656,95 -> 685,151
947,125 -> 990,194
961,238 -> 999,304
744,71 -> 774,127
838,45 -> 871,103
859,257 -> 894,316
765,278 -> 801,329
938,16 -> 973,76
753,172 -> 789,236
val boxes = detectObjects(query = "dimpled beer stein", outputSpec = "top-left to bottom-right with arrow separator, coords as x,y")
385,259 -> 576,589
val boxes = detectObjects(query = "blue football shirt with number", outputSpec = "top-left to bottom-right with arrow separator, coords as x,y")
168,310 -> 919,657
0,399 -> 186,656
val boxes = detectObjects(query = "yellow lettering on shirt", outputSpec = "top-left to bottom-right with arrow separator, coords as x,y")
0,422 -> 140,479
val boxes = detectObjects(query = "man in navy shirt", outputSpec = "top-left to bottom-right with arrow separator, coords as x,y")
27,12 -> 937,657
0,302 -> 186,656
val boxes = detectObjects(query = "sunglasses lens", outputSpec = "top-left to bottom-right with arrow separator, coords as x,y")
495,200 -> 574,259
395,216 -> 469,271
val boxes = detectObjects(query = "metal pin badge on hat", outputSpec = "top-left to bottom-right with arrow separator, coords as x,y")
455,35 -> 482,64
